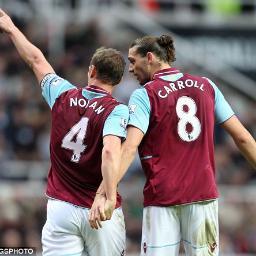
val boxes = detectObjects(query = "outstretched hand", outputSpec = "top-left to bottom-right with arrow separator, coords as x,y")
0,9 -> 15,34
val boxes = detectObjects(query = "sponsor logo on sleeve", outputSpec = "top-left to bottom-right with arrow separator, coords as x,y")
40,74 -> 54,89
40,74 -> 63,89
51,77 -> 64,86
120,118 -> 127,129
129,104 -> 137,114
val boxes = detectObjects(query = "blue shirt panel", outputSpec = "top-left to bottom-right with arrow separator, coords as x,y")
82,89 -> 107,100
206,78 -> 235,124
158,73 -> 184,82
103,104 -> 129,139
128,88 -> 151,134
41,73 -> 76,109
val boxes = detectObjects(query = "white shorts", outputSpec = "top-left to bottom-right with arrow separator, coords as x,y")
42,199 -> 126,256
141,200 -> 219,256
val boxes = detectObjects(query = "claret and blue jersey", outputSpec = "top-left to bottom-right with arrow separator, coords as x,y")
41,73 -> 129,208
128,68 -> 234,207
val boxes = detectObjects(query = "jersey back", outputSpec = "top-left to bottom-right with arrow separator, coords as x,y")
140,70 -> 217,206
46,87 -> 121,208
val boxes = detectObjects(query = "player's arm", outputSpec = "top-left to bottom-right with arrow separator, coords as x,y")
100,88 -> 150,185
118,87 -> 150,178
0,9 -> 54,83
100,87 -> 150,183
94,126 -> 144,194
208,78 -> 256,169
119,126 -> 144,178
89,104 -> 129,229
90,125 -> 144,230
101,135 -> 121,217
89,136 -> 122,230
221,116 -> 256,169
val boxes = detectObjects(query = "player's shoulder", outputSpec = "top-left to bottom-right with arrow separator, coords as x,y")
143,80 -> 159,94
201,76 -> 217,86
144,80 -> 155,88
184,73 -> 216,91
108,103 -> 129,121
61,86 -> 79,98
183,72 -> 208,83
104,94 -> 124,107
41,73 -> 75,88
130,87 -> 149,101
100,95 -> 128,115
113,102 -> 129,111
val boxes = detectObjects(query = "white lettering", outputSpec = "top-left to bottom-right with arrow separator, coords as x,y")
169,83 -> 177,91
185,79 -> 193,87
89,102 -> 97,109
70,98 -> 77,107
158,90 -> 168,98
78,98 -> 87,107
177,81 -> 185,89
164,85 -> 172,94
69,97 -> 105,114
157,79 -> 206,100
95,105 -> 105,114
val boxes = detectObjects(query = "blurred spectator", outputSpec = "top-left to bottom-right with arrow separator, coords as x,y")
206,0 -> 241,16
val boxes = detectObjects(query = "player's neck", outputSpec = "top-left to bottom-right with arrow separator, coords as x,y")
158,63 -> 171,71
151,63 -> 171,79
89,80 -> 114,94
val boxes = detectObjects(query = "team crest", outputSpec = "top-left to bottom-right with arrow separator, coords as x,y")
129,104 -> 137,114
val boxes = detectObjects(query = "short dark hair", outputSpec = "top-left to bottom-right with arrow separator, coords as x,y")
130,35 -> 176,64
90,47 -> 125,86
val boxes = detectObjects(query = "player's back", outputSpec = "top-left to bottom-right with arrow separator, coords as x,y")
140,68 -> 217,206
46,85 -> 121,208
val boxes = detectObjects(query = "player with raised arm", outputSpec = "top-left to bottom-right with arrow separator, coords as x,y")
90,34 -> 256,255
0,9 -> 128,256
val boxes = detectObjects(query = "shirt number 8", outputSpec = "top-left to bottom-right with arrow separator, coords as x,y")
176,96 -> 201,142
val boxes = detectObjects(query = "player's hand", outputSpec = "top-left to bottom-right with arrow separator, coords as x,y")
89,193 -> 107,229
0,9 -> 15,34
104,198 -> 116,220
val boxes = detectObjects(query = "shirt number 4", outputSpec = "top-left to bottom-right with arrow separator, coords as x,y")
61,117 -> 89,163
176,96 -> 201,142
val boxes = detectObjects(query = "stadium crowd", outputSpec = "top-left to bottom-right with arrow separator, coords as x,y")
0,14 -> 255,254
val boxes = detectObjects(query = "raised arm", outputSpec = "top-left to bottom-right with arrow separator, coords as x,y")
221,116 -> 256,169
0,9 -> 54,83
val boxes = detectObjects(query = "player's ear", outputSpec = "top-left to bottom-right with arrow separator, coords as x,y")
88,65 -> 97,79
146,52 -> 154,64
